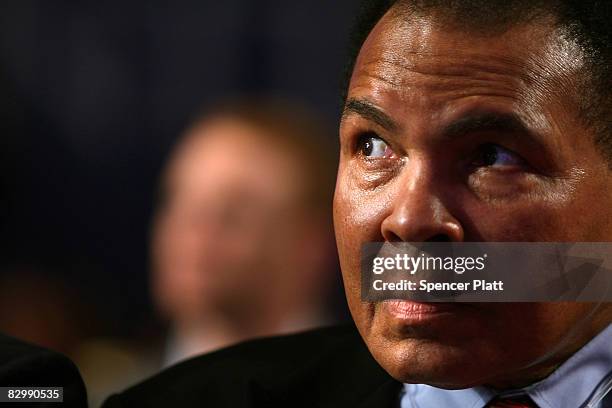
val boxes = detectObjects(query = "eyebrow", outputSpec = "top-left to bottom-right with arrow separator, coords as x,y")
343,99 -> 539,145
343,98 -> 399,132
441,111 -> 532,139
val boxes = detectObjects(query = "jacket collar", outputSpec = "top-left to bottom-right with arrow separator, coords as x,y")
253,326 -> 402,408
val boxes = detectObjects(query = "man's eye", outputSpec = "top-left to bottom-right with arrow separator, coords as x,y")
472,144 -> 524,168
357,133 -> 394,158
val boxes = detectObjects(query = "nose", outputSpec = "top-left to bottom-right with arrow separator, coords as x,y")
381,165 -> 464,243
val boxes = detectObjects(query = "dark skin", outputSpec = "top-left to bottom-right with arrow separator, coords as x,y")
334,7 -> 612,390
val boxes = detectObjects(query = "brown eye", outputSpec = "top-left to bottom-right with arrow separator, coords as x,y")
357,133 -> 394,158
472,144 -> 525,168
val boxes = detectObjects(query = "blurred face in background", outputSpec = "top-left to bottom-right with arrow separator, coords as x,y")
152,115 -> 329,330
334,7 -> 612,390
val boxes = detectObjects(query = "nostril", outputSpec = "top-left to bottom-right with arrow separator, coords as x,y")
384,230 -> 403,242
427,234 -> 451,242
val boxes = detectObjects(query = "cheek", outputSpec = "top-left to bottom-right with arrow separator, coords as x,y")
460,180 -> 599,241
334,166 -> 394,235
334,169 -> 394,308
462,202 -> 568,241
334,173 -> 392,257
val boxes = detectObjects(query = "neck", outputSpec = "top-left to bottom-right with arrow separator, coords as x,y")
487,308 -> 612,390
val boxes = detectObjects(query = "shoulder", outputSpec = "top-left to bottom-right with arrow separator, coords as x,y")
102,324 -> 390,408
0,333 -> 88,407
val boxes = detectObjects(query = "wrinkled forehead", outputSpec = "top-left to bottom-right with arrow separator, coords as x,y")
349,8 -> 585,115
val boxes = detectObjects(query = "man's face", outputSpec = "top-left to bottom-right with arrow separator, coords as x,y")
153,119 -> 307,322
334,10 -> 612,388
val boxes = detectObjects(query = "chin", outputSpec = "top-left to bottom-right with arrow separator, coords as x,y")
353,302 -> 512,389
371,336 -> 490,387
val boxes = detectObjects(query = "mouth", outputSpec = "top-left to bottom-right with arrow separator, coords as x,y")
380,300 -> 466,325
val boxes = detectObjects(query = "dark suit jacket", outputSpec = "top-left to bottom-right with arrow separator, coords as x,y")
0,333 -> 87,407
103,325 -> 402,408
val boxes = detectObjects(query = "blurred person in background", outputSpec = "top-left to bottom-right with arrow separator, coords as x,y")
151,98 -> 340,366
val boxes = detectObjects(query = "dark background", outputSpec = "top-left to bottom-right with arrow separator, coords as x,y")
0,0 -> 359,339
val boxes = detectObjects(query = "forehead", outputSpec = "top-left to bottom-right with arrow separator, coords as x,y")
166,119 -> 302,203
349,9 -> 584,128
